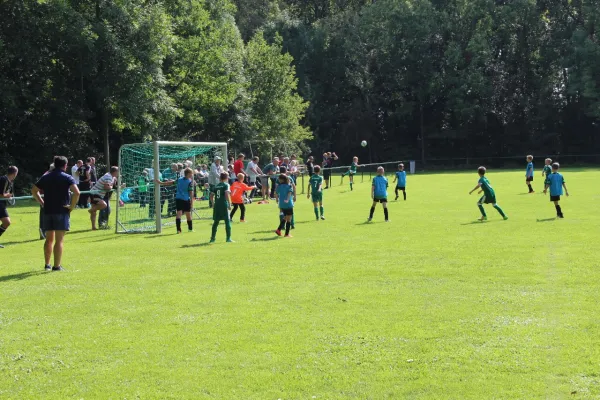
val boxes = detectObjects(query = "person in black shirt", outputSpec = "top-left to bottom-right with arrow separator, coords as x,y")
0,166 -> 19,248
77,158 -> 92,208
32,156 -> 80,271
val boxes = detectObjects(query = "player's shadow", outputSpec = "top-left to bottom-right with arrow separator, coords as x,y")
0,238 -> 43,246
0,270 -> 45,283
536,218 -> 556,222
144,233 -> 179,239
460,220 -> 498,225
251,237 -> 279,242
181,242 -> 213,248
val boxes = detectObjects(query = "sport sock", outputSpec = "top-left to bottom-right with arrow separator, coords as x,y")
555,204 -> 562,216
314,207 -> 319,219
528,184 -> 533,192
384,208 -> 389,221
369,207 -> 375,219
0,226 -> 6,237
478,204 -> 487,217
176,218 -> 182,232
187,220 -> 193,231
278,220 -> 285,231
350,182 -> 353,190
285,222 -> 291,236
493,204 -> 506,218
320,206 -> 324,217
403,191 -> 406,200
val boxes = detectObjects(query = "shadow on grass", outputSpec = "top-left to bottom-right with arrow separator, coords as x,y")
0,238 -> 44,246
251,237 -> 279,242
251,230 -> 277,234
536,218 -> 557,222
460,220 -> 502,225
355,221 -> 385,225
0,270 -> 45,283
144,233 -> 179,239
181,242 -> 213,248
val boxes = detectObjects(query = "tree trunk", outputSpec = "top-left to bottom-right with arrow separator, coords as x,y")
420,104 -> 426,165
101,106 -> 110,167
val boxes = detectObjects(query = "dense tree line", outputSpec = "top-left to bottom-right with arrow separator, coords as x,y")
2,0 -> 600,192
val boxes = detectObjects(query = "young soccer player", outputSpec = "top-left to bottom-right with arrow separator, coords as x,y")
469,166 -> 508,221
368,166 -> 389,222
543,162 -> 569,218
230,173 -> 256,222
341,157 -> 360,190
275,174 -> 294,237
158,168 -> 195,233
542,158 -> 552,180
307,165 -> 325,220
0,166 -> 18,248
525,155 -> 534,193
393,163 -> 407,200
210,172 -> 233,242
279,166 -> 297,228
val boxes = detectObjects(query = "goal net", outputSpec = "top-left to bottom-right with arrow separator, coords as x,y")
117,141 -> 228,233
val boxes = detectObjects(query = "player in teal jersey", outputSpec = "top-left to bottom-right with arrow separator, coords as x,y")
542,158 -> 552,182
279,166 -> 297,229
543,162 -> 569,218
275,174 -> 295,237
156,168 -> 195,233
307,165 -> 325,220
368,166 -> 389,222
341,157 -> 361,190
469,166 -> 508,221
525,155 -> 535,193
209,172 -> 233,242
392,163 -> 407,201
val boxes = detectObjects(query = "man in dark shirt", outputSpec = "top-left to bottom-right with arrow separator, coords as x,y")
0,166 -> 19,248
32,156 -> 80,271
77,158 -> 92,208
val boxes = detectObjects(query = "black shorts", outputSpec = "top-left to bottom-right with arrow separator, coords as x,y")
43,213 -> 70,231
323,170 -> 331,179
176,199 -> 191,212
0,206 -> 8,219
373,197 -> 388,203
281,208 -> 294,216
396,186 -> 406,190
90,194 -> 104,204
550,195 -> 561,202
526,176 -> 534,182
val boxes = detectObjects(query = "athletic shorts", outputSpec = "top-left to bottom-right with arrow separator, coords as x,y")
373,197 -> 387,203
526,176 -> 534,182
43,213 -> 70,231
478,195 -> 496,205
396,186 -> 406,190
0,206 -> 8,219
260,176 -> 270,189
213,208 -> 229,222
550,195 -> 561,202
311,193 -> 323,203
281,208 -> 294,216
176,199 -> 191,212
323,170 -> 331,179
90,194 -> 104,204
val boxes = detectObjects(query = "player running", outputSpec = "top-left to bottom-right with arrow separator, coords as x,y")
469,166 -> 508,221
307,165 -> 325,220
543,162 -> 569,218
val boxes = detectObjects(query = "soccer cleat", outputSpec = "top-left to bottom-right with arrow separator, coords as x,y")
478,216 -> 488,221
44,265 -> 52,271
177,230 -> 182,234
240,220 -> 246,223
320,216 -> 325,220
367,218 -> 372,222
188,229 -> 194,233
284,235 -> 293,238
291,225 -> 295,229
385,219 -> 390,222
275,229 -> 282,236
0,244 -> 4,249
503,216 -> 509,220
395,196 -> 399,200
51,266 -> 64,272
226,238 -> 235,243
558,214 -> 564,219
209,238 -> 216,243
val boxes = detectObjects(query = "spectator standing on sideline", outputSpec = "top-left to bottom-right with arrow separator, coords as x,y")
305,156 -> 315,178
208,156 -> 224,207
71,160 -> 83,184
77,158 -> 92,208
263,157 -> 280,199
246,156 -> 262,199
0,166 -> 18,249
234,153 -> 246,181
32,156 -> 80,271
38,163 -> 55,240
89,157 -> 98,186
323,152 -> 338,189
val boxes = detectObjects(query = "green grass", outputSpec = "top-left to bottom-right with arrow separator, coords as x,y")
1,169 -> 600,399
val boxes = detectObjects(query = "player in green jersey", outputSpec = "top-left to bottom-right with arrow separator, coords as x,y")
307,165 -> 325,220
469,166 -> 508,221
542,158 -> 552,182
341,156 -> 361,190
209,172 -> 233,243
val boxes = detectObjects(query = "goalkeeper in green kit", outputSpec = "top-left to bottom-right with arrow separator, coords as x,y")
469,166 -> 508,221
209,172 -> 233,243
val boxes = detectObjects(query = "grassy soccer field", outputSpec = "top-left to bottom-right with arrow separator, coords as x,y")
1,169 -> 599,399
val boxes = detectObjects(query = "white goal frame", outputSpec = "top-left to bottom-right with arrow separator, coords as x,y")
117,141 -> 228,234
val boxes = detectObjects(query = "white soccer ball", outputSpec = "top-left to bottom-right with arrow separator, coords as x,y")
361,140 -> 367,147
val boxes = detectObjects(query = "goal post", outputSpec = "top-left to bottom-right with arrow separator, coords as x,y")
117,141 -> 228,233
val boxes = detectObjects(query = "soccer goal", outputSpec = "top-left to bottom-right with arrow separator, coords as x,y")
116,141 -> 228,233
